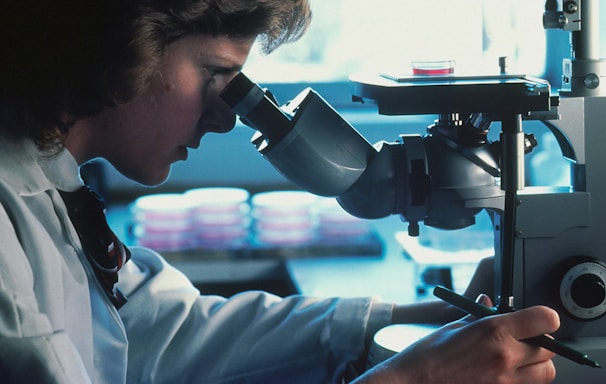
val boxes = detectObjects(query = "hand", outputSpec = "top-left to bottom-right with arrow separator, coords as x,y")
355,296 -> 560,384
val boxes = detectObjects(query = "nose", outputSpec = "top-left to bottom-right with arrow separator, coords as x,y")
199,71 -> 245,134
199,93 -> 237,134
205,71 -> 244,133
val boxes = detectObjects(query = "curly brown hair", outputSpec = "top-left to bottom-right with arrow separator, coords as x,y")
0,0 -> 311,150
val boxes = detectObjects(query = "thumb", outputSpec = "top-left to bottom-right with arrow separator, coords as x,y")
475,293 -> 494,308
456,293 -> 494,324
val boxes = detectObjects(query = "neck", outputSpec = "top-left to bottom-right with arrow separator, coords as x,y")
64,117 -> 100,165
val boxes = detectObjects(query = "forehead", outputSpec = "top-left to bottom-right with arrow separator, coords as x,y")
166,34 -> 256,66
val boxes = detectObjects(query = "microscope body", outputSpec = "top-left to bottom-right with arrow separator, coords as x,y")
515,95 -> 606,382
348,74 -> 606,383
520,2 -> 606,380
352,2 -> 606,379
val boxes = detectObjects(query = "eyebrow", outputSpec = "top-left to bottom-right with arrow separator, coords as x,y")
205,64 -> 243,74
209,64 -> 242,72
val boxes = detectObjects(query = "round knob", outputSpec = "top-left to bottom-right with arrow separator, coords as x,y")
570,273 -> 606,308
559,259 -> 606,320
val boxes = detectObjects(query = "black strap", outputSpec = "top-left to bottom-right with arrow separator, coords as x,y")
59,186 -> 131,308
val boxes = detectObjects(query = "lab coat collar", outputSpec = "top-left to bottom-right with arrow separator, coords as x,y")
0,136 -> 83,196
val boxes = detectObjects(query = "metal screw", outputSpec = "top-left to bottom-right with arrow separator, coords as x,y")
564,1 -> 578,14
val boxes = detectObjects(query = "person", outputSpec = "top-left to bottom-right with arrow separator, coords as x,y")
0,1 -> 560,383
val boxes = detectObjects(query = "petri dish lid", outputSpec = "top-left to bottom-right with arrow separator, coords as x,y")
132,193 -> 197,213
185,187 -> 249,205
252,191 -> 317,212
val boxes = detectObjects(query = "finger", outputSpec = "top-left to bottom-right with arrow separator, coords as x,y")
514,358 -> 556,384
457,294 -> 494,324
518,338 -> 557,366
475,293 -> 493,308
503,306 -> 560,341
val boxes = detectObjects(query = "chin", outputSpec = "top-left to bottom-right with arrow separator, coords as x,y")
140,171 -> 172,187
119,164 -> 172,187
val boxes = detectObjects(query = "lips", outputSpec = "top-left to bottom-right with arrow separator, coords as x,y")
176,146 -> 189,161
183,133 -> 203,150
186,142 -> 200,150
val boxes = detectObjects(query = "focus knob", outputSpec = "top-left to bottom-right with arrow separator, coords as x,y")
560,258 -> 606,320
570,273 -> 606,308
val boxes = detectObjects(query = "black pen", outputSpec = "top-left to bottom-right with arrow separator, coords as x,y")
433,285 -> 601,369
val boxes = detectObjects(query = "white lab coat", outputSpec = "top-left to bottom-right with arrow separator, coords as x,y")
0,137 -> 393,383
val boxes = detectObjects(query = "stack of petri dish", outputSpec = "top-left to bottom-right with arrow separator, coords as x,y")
184,187 -> 251,249
315,197 -> 371,239
251,190 -> 318,246
131,193 -> 197,251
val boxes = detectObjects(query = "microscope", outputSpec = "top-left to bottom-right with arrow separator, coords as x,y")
221,0 -> 606,381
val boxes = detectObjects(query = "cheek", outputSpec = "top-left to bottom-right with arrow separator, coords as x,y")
146,89 -> 205,139
154,67 -> 207,129
167,81 -> 204,116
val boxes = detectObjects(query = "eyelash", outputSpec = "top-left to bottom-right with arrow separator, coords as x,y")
203,67 -> 237,91
202,69 -> 218,90
203,68 -> 226,94
206,67 -> 230,78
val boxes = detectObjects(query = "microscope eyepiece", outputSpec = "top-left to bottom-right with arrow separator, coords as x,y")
220,72 -> 256,108
221,72 -> 293,147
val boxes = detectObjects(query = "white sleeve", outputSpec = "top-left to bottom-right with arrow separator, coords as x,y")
118,247 -> 393,384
